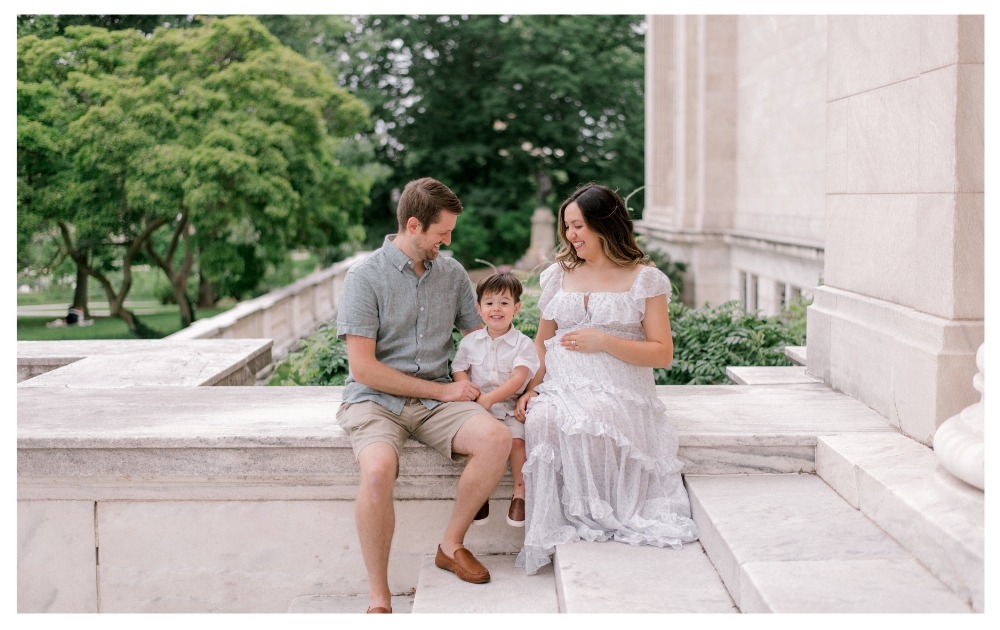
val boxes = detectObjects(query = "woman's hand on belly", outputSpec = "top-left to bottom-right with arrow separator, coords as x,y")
559,328 -> 608,353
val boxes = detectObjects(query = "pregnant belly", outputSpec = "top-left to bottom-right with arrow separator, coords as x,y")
542,335 -> 656,397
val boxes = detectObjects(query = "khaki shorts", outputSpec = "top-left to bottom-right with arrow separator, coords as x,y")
336,398 -> 491,465
503,414 -> 525,441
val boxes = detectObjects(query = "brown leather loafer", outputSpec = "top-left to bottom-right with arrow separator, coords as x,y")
366,606 -> 391,613
506,497 -> 525,527
435,545 -> 491,584
472,500 -> 489,526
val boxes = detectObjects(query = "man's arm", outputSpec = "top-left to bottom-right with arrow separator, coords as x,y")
345,334 -> 480,402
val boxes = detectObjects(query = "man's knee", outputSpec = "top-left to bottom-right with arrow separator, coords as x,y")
358,442 -> 399,490
484,418 -> 513,457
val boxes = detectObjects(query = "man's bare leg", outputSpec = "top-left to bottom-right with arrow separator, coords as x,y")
510,438 -> 527,500
440,414 -> 512,557
356,442 -> 399,611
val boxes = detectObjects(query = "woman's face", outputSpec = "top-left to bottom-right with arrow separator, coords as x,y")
563,202 -> 602,261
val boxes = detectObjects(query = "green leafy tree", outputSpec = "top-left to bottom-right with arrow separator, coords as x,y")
18,16 -> 377,331
340,15 -> 646,266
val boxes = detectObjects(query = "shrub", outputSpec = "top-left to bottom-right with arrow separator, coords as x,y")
277,325 -> 350,386
655,301 -> 800,385
272,292 -> 806,387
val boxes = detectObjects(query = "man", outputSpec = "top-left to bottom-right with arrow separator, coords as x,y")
336,177 -> 512,614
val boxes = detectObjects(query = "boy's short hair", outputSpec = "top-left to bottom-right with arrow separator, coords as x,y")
397,177 -> 463,232
476,272 -> 523,304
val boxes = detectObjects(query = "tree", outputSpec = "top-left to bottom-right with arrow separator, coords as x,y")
18,16 -> 377,332
340,15 -> 646,267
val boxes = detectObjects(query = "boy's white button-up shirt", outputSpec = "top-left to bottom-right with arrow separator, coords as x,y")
452,325 -> 540,420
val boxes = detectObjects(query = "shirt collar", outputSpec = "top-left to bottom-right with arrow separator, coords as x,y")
383,234 -> 432,273
475,324 -> 520,346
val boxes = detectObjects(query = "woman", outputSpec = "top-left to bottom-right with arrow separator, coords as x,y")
514,184 -> 699,574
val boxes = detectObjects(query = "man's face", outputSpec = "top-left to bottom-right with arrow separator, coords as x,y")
412,211 -> 458,261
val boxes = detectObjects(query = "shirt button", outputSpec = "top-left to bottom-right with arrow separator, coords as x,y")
420,307 -> 424,311
419,334 -> 423,338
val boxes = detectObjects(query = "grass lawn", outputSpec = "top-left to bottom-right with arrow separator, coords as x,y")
17,308 -> 231,341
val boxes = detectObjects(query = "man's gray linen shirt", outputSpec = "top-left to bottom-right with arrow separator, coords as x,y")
337,235 -> 482,414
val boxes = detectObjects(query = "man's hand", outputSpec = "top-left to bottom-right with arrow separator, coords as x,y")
439,380 -> 481,402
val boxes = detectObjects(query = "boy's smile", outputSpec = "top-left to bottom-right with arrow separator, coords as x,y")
477,291 -> 521,338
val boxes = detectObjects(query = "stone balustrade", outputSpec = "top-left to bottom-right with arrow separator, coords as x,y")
166,252 -> 369,360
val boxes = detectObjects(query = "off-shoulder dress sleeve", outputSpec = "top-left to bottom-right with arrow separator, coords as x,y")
537,263 -> 564,317
631,266 -> 673,318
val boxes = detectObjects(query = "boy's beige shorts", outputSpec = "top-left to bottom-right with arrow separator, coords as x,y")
336,398 -> 490,468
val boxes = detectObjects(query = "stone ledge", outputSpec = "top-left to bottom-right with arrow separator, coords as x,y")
784,345 -> 807,365
19,384 -> 896,500
17,339 -> 273,388
816,432 -> 983,611
726,366 -> 822,385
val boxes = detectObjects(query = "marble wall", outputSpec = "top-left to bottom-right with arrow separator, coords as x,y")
808,16 -> 984,444
734,16 -> 828,244
638,15 -> 829,314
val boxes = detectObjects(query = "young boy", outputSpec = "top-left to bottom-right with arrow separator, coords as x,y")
452,272 -> 540,527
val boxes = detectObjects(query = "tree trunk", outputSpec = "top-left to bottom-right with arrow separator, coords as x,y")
147,215 -> 197,329
197,271 -> 216,309
173,277 -> 195,328
72,259 -> 89,318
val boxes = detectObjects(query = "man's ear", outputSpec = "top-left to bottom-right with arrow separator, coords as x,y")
513,301 -> 522,317
406,216 -> 423,235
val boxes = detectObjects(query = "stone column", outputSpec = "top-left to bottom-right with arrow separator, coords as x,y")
808,16 -> 984,444
515,207 -> 556,271
637,15 -> 736,307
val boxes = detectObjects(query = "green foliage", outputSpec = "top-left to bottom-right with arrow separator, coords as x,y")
17,308 -> 231,341
340,15 -> 646,267
655,301 -> 800,385
780,296 -> 811,346
18,16 -> 379,330
276,326 -> 350,386
512,292 -> 541,340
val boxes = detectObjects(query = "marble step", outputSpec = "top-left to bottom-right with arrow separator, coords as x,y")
817,433 -> 984,611
554,540 -> 737,613
411,554 -> 558,613
784,345 -> 807,366
726,366 -> 822,385
686,474 -> 971,613
288,593 -> 414,613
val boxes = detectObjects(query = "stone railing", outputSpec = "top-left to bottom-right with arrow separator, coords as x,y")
166,252 -> 369,360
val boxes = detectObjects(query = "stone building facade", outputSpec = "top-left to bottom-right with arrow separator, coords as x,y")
638,15 -> 828,315
638,15 -> 984,445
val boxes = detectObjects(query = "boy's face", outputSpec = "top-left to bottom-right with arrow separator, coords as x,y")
477,290 -> 521,332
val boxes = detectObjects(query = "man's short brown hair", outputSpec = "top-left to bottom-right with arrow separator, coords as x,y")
397,177 -> 463,232
476,272 -> 523,304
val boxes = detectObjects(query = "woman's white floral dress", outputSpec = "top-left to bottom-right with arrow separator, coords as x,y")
515,263 -> 699,574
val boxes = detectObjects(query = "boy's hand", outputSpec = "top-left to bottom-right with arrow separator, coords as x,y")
476,392 -> 496,411
515,390 -> 537,422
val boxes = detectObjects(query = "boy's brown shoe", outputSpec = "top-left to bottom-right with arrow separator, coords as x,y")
435,545 -> 491,584
472,500 -> 490,526
506,498 -> 525,527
